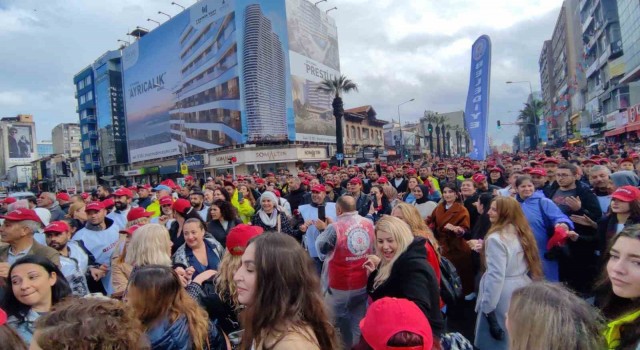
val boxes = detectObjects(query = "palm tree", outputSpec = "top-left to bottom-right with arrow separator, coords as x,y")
317,75 -> 359,165
518,100 -> 544,149
423,111 -> 439,154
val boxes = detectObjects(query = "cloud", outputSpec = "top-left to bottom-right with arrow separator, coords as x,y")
0,0 -> 561,147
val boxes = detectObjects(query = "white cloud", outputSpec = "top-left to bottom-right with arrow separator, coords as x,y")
0,91 -> 24,106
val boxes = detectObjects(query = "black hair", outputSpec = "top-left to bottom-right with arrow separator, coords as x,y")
207,199 -> 237,222
214,187 -> 231,202
2,255 -> 71,323
26,196 -> 37,206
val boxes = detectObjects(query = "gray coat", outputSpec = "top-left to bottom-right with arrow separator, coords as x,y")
474,229 -> 532,350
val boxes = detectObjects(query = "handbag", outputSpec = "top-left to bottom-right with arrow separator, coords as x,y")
427,240 -> 463,306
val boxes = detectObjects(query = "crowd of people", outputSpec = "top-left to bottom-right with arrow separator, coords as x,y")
0,141 -> 639,349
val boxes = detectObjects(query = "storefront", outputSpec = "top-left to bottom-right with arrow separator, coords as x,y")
205,146 -> 328,176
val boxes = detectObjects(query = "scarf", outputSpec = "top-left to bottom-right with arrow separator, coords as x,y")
258,209 -> 279,228
415,185 -> 431,204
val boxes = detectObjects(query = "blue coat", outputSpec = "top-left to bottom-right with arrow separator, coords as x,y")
516,191 -> 573,281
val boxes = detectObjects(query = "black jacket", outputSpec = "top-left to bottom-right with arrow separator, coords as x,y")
367,237 -> 444,337
285,188 -> 306,212
390,177 -> 408,194
353,192 -> 372,218
207,218 -> 242,248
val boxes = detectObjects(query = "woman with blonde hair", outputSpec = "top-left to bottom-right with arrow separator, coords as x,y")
392,202 -> 441,282
507,282 -> 605,350
474,196 -> 543,350
111,224 -> 172,298
364,216 -> 444,343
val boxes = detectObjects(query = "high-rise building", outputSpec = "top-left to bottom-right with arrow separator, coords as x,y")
0,114 -> 38,176
73,67 -> 100,174
74,49 -> 128,181
52,123 -> 82,158
243,4 -> 287,142
618,0 -> 640,136
539,40 -> 556,127
580,0 -> 627,138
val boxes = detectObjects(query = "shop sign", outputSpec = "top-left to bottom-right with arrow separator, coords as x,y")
605,112 -> 617,130
296,148 -> 326,160
144,166 -> 160,174
177,155 -> 205,170
628,103 -> 640,124
124,169 -> 143,176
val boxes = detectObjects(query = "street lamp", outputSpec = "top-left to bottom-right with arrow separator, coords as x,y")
158,11 -> 172,19
117,39 -> 130,46
314,0 -> 327,6
147,18 -> 161,26
171,1 -> 185,10
326,6 -> 337,13
397,98 -> 415,159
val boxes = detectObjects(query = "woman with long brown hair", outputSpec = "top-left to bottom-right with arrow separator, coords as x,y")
127,265 -> 228,349
474,196 -> 542,350
233,231 -> 339,350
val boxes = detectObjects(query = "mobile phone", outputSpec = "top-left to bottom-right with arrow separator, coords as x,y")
238,191 -> 243,202
544,150 -> 552,157
318,204 -> 326,221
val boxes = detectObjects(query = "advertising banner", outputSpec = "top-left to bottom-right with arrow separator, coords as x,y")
463,35 -> 491,160
123,0 -> 300,163
7,125 -> 34,160
286,0 -> 340,143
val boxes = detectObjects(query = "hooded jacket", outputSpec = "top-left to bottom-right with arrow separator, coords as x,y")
367,237 -> 444,337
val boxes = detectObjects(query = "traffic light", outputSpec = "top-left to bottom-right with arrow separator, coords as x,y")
497,120 -> 501,129
427,124 -> 433,133
228,156 -> 237,164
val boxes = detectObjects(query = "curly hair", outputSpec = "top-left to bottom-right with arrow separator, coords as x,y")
33,297 -> 149,349
214,252 -> 242,306
208,199 -> 237,222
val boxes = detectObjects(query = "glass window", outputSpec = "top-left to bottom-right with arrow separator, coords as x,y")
78,80 -> 85,90
85,76 -> 92,85
87,91 -> 93,101
80,95 -> 86,104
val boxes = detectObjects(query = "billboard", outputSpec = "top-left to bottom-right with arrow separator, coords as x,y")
286,0 -> 340,143
122,0 -> 339,163
463,35 -> 491,161
7,125 -> 34,160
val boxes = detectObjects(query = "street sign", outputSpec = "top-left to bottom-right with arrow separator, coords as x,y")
180,163 -> 188,175
336,153 -> 344,161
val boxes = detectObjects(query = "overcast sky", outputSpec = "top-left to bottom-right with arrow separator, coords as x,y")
0,0 -> 561,146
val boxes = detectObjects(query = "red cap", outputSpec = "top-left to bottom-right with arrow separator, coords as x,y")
489,167 -> 503,174
86,201 -> 105,212
302,179 -> 310,186
348,177 -> 362,185
472,164 -> 480,170
2,197 -> 16,205
81,193 -> 90,200
2,208 -> 42,224
113,188 -> 133,198
137,184 -> 152,190
407,168 -> 417,175
386,166 -> 394,172
0,308 -> 6,326
44,221 -> 70,233
543,157 -> 560,164
127,186 -> 138,193
159,196 -> 173,206
632,153 -> 639,159
56,193 -> 70,201
255,178 -> 265,184
320,161 -> 328,169
324,181 -> 335,188
360,297 -> 433,350
102,198 -> 115,209
226,224 -> 264,256
127,207 -> 153,221
581,159 -> 597,165
273,189 -> 281,198
331,166 -> 340,172
185,175 -> 194,181
472,173 -> 486,183
223,180 -> 235,188
599,159 -> 610,165
266,172 -> 275,177
161,179 -> 178,189
377,176 -> 389,184
619,157 -> 634,165
123,224 -> 143,236
612,186 -> 640,202
311,184 -> 326,193
529,168 -> 547,177
172,198 -> 192,215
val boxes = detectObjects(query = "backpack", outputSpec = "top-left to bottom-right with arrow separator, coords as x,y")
427,240 -> 464,306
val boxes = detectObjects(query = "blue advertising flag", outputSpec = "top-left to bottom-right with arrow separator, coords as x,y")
464,35 -> 491,160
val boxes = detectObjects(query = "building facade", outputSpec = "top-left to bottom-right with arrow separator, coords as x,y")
539,40 -> 556,129
618,0 -> 640,139
0,114 -> 38,177
342,106 -> 386,160
73,66 -> 100,174
52,123 -> 82,158
37,141 -> 54,158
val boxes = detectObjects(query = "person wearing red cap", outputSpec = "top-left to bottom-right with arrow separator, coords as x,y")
36,192 -> 65,222
107,188 -> 133,231
315,195 -> 374,347
71,201 -> 120,295
43,221 -> 89,296
358,297 -> 434,350
619,157 -> 635,172
184,224 -> 264,335
346,177 -> 373,218
55,192 -> 71,215
0,209 -> 60,273
528,168 -> 548,191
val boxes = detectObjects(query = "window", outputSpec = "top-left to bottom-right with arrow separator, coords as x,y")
86,91 -> 93,101
85,75 -> 92,85
80,95 -> 86,104
78,80 -> 85,90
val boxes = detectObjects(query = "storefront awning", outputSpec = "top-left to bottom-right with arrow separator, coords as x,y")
604,126 -> 627,137
627,123 -> 640,133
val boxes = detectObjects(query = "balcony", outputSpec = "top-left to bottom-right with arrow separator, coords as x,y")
87,131 -> 98,139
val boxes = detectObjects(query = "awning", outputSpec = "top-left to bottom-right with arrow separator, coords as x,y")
604,126 -> 627,137
627,123 -> 640,133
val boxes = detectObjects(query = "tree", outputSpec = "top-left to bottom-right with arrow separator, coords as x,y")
518,100 -> 544,149
317,75 -> 358,165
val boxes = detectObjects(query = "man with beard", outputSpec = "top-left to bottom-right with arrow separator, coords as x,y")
254,178 -> 267,198
177,185 -> 191,199
285,176 -> 306,213
107,188 -> 133,230
580,159 -> 597,183
71,201 -> 120,295
363,168 -> 378,195
340,166 -> 359,190
37,192 -> 66,221
589,165 -> 614,213
136,184 -> 152,209
419,164 -> 441,192
44,220 -> 90,296
471,173 -> 498,195
96,185 -> 112,201
435,164 -> 447,189
390,167 -> 408,194
190,190 -> 208,221
184,175 -> 196,189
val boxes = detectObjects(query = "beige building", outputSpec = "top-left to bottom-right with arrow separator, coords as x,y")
343,106 -> 387,158
52,123 -> 82,158
0,114 -> 38,177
